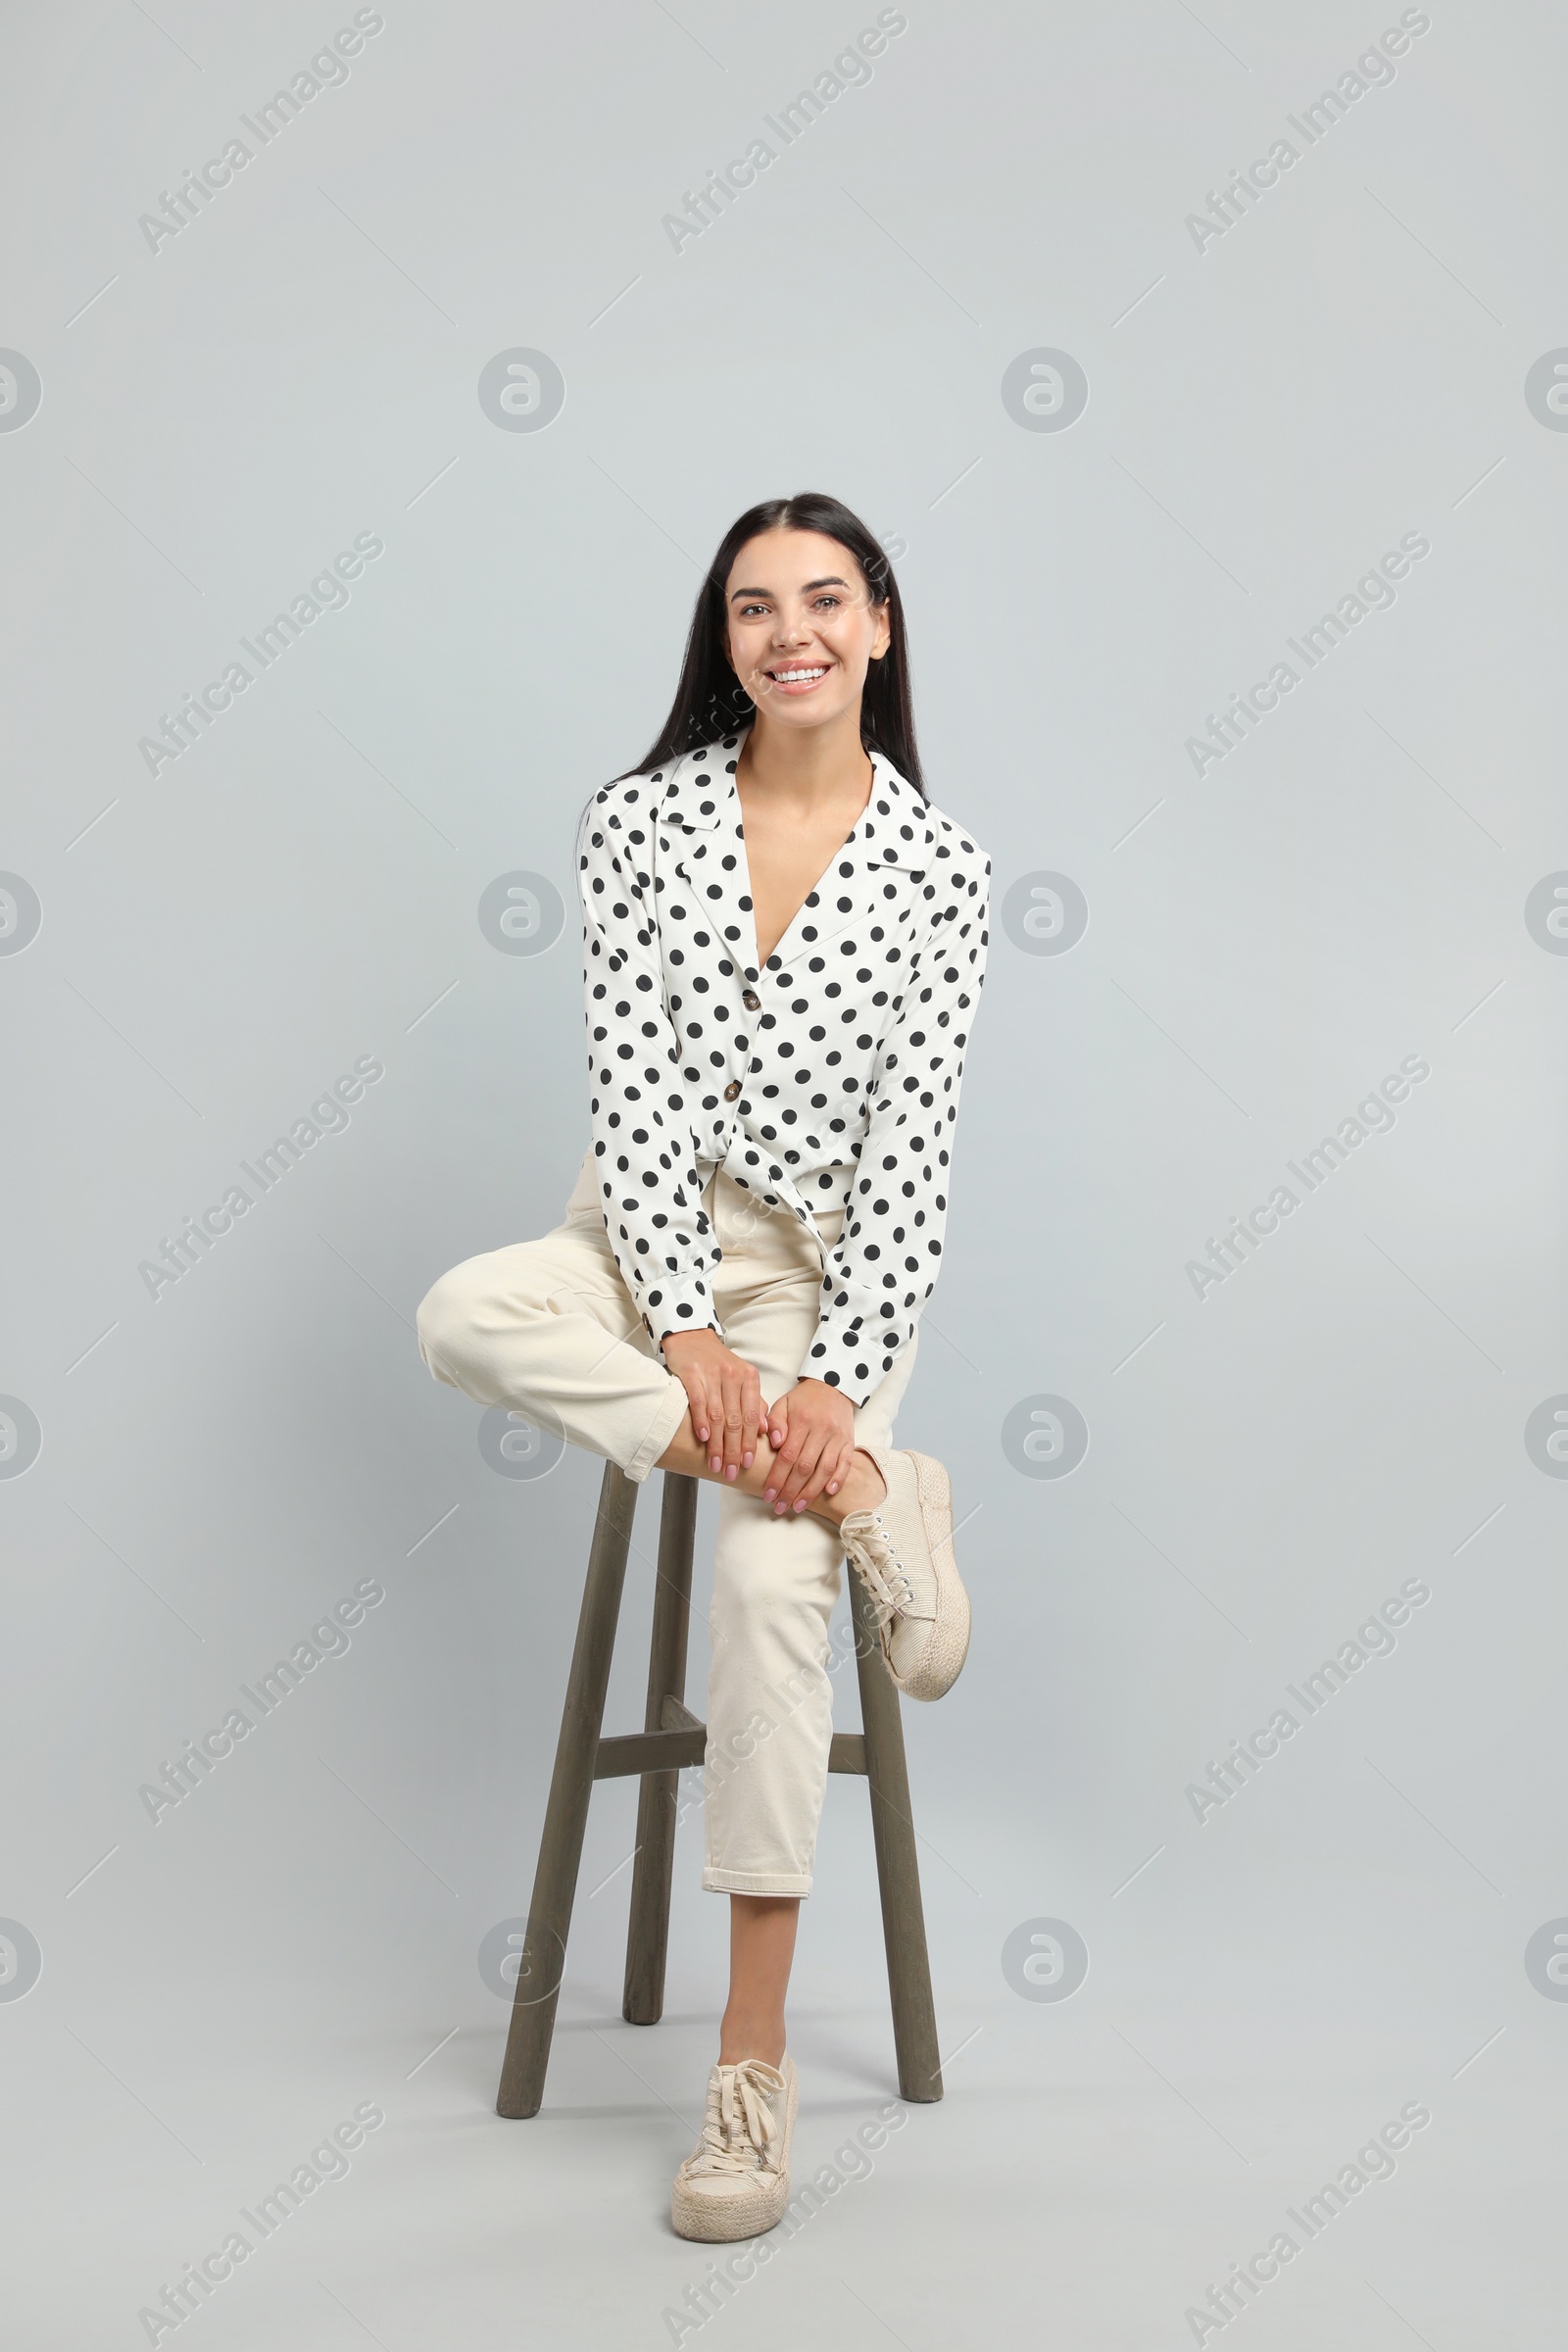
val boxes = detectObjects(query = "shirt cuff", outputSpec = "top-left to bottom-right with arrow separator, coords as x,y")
801,1316 -> 902,1410
642,1269 -> 723,1353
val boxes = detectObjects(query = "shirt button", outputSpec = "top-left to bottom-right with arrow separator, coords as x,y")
723,1079 -> 741,1101
742,989 -> 760,1010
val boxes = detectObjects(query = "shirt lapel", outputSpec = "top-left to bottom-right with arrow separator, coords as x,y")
659,735 -> 756,976
662,734 -> 934,982
768,749 -> 933,975
655,736 -> 938,1260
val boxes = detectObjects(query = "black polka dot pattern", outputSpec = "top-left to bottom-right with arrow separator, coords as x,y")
573,726 -> 990,1407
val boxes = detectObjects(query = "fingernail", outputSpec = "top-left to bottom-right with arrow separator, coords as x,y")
742,1451 -> 754,1467
762,1487 -> 775,1500
826,1480 -> 838,1494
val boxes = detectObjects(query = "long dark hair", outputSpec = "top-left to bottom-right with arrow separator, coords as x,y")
620,492 -> 925,797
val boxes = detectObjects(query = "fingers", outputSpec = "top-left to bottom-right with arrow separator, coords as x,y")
795,1429 -> 848,1514
705,1369 -> 728,1475
687,1366 -> 853,1508
689,1356 -> 765,1477
766,1421 -> 835,1516
683,1371 -> 715,1455
761,1396 -> 790,1504
717,1363 -> 761,1480
718,1379 -> 745,1479
821,1433 -> 856,1497
742,1367 -> 765,1469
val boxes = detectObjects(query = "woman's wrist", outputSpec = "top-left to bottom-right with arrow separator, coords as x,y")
661,1324 -> 722,1363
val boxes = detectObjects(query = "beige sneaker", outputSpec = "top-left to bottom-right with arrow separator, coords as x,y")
839,1445 -> 971,1701
670,2055 -> 798,2242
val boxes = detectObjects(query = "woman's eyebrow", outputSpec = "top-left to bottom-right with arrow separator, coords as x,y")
728,575 -> 852,601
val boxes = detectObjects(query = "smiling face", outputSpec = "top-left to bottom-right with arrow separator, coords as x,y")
722,527 -> 891,740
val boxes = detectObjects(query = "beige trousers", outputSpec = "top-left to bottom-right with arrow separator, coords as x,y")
415,1147 -> 917,1896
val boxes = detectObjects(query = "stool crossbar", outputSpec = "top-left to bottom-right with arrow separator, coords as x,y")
496,1462 -> 944,2118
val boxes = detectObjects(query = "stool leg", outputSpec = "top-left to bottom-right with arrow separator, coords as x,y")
497,1461 -> 637,2119
851,1569 -> 944,2103
623,1473 -> 699,2025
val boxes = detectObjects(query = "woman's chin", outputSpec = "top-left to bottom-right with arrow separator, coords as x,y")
751,690 -> 859,734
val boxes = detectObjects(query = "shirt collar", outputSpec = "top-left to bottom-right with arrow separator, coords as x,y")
654,729 -> 933,870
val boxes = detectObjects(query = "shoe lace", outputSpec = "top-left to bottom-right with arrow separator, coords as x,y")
690,2058 -> 785,2177
843,1515 -> 916,1629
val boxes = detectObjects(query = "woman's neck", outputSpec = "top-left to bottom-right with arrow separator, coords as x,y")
736,711 -> 872,810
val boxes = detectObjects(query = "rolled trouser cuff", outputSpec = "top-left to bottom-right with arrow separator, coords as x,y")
622,1377 -> 691,1483
702,1867 -> 813,1896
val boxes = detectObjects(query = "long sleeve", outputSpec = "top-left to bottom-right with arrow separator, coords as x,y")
803,833 -> 990,1405
576,782 -> 722,1350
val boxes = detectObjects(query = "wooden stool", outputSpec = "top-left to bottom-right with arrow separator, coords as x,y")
496,1461 -> 944,2117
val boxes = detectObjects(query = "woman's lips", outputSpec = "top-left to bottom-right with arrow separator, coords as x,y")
762,663 -> 832,696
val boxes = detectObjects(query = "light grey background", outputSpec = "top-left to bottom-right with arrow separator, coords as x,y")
3,1 -> 1565,2344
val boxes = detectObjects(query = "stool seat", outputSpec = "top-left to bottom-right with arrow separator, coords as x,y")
496,1463 -> 944,2119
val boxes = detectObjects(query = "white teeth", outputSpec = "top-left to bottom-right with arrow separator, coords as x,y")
770,666 -> 826,681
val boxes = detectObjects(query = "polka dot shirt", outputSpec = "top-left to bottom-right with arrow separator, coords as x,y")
575,727 -> 990,1408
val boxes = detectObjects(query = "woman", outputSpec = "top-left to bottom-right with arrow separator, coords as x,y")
416,491 -> 990,2241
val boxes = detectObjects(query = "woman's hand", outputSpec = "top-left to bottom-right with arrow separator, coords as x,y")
661,1329 -> 766,1480
761,1378 -> 857,1516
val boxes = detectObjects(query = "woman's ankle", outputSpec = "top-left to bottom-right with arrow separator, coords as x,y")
813,1446 -> 887,1527
718,2024 -> 786,2068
